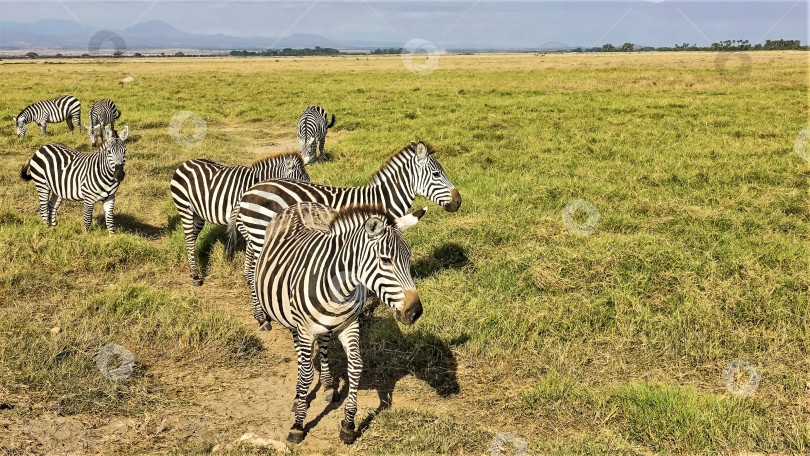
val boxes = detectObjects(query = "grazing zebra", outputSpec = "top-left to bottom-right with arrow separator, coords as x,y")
88,98 -> 121,146
14,95 -> 82,138
170,153 -> 310,286
225,141 -> 460,329
20,126 -> 130,234
297,106 -> 336,164
253,202 -> 422,444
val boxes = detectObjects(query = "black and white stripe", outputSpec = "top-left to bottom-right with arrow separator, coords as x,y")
297,106 -> 335,164
170,153 -> 310,285
225,141 -> 460,327
14,95 -> 82,138
20,126 -> 130,234
254,202 -> 422,444
88,98 -> 121,146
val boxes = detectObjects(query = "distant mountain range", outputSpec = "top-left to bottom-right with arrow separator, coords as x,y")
0,19 -> 408,51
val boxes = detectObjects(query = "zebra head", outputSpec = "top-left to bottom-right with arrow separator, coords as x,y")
284,155 -> 310,180
102,126 -> 129,182
410,142 -> 462,213
300,137 -> 317,165
13,115 -> 26,138
359,211 -> 422,326
88,124 -> 103,147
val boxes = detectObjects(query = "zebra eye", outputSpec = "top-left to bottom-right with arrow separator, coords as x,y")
431,171 -> 441,178
380,256 -> 393,266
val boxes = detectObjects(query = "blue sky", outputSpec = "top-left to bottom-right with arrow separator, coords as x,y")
1,1 -> 806,48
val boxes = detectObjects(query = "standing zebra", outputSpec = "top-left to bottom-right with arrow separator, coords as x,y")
20,126 -> 129,234
14,95 -> 82,138
253,202 -> 422,444
88,98 -> 121,146
297,106 -> 336,164
170,153 -> 310,286
226,141 -> 460,329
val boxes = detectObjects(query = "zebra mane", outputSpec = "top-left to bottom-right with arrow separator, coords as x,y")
251,151 -> 303,168
370,141 -> 435,183
327,204 -> 397,231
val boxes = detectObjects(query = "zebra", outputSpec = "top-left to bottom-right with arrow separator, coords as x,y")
20,126 -> 129,234
297,106 -> 336,164
170,153 -> 310,286
14,95 -> 82,138
225,141 -> 460,329
88,98 -> 121,146
253,202 -> 422,444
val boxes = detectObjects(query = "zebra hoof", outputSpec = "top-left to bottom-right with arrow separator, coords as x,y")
287,427 -> 305,444
339,422 -> 356,444
191,277 -> 204,286
259,321 -> 272,331
323,387 -> 339,402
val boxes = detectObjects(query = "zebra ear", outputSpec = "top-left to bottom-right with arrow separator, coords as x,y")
415,141 -> 429,164
12,116 -> 16,122
364,216 -> 386,238
284,157 -> 295,171
118,126 -> 129,141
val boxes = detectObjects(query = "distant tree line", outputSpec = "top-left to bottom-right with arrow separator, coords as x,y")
229,46 -> 341,57
599,39 -> 805,52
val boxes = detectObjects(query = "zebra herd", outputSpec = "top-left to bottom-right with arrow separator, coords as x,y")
15,98 -> 461,445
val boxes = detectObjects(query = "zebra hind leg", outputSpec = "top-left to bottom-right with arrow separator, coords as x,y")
288,330 -> 316,444
181,215 -> 205,285
246,241 -> 271,329
36,187 -> 53,226
317,333 -> 339,402
48,193 -> 61,226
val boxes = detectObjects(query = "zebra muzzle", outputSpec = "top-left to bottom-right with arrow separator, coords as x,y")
396,289 -> 422,326
443,188 -> 462,213
114,165 -> 126,182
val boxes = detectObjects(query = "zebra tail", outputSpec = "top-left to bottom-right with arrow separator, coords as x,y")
327,113 -> 336,129
20,162 -> 32,181
224,209 -> 246,261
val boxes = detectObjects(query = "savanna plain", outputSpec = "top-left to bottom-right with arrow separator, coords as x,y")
0,52 -> 808,455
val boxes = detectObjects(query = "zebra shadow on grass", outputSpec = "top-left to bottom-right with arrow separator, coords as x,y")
411,242 -> 470,279
302,316 -> 466,436
111,212 -> 165,239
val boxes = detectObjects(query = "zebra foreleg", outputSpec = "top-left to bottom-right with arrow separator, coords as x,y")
39,122 -> 47,136
82,199 -> 95,232
288,329 -> 316,444
102,197 -> 115,235
317,333 -> 339,402
337,322 -> 362,444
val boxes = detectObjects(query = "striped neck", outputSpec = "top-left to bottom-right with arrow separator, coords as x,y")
367,152 -> 417,217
